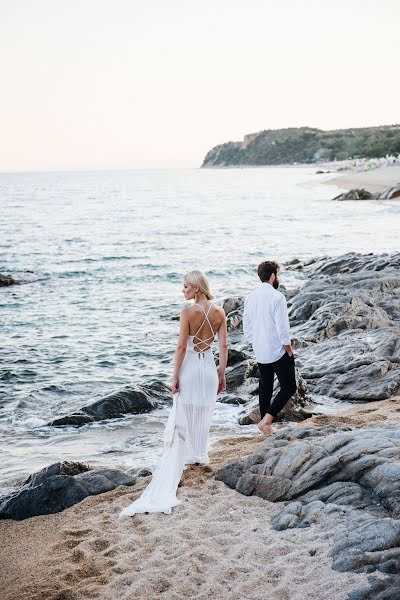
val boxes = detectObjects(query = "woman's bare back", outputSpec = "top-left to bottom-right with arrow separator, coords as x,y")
187,303 -> 225,352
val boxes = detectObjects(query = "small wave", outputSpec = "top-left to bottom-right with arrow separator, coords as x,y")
19,416 -> 47,427
0,371 -> 18,381
58,271 -> 89,277
96,360 -> 116,367
102,256 -> 133,261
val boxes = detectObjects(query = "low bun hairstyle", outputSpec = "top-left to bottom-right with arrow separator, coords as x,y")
184,270 -> 214,300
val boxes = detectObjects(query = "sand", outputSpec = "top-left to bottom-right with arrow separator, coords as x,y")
2,399 -> 399,600
325,164 -> 400,194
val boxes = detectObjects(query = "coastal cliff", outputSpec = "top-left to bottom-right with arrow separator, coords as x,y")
201,125 -> 400,167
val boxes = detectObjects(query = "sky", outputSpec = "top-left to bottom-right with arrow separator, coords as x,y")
0,0 -> 399,171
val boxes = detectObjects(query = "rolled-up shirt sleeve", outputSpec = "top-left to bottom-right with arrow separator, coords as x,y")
243,296 -> 253,342
275,294 -> 291,345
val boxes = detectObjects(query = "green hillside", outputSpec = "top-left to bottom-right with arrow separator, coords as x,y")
201,125 -> 400,167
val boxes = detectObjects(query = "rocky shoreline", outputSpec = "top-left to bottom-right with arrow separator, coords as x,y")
1,250 -> 399,599
215,251 -> 400,599
332,184 -> 400,201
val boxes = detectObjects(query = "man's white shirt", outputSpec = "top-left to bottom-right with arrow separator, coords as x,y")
243,282 -> 291,364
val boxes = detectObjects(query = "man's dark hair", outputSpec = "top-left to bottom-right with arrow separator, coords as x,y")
257,260 -> 281,282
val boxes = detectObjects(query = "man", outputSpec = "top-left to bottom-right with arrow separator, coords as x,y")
243,260 -> 297,435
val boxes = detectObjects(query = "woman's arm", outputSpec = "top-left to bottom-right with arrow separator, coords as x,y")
217,311 -> 228,394
171,308 -> 190,394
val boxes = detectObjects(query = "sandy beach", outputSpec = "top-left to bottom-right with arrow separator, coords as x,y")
325,164 -> 400,194
1,398 -> 399,600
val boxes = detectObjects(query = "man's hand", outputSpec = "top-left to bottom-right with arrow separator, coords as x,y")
283,344 -> 294,357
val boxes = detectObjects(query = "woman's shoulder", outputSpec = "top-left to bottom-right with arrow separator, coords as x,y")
179,306 -> 192,320
180,302 -> 225,317
209,304 -> 226,329
211,303 -> 226,317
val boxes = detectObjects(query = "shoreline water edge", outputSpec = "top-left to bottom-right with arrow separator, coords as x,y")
1,165 -> 400,600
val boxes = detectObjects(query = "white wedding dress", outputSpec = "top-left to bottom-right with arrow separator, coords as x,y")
119,303 -> 219,516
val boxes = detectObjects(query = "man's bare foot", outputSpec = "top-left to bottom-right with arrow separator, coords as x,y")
257,421 -> 273,435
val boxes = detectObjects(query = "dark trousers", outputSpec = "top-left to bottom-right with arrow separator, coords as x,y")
257,351 -> 297,419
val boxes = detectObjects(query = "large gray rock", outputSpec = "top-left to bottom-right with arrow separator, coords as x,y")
215,346 -> 252,368
0,273 -> 19,286
347,575 -> 400,600
226,347 -> 252,366
225,359 -> 258,391
333,189 -> 376,201
379,183 -> 400,200
295,327 -> 400,401
288,270 -> 400,341
223,297 -> 244,332
271,499 -> 342,530
48,380 -> 172,426
216,425 -> 400,516
332,515 -> 400,573
216,422 -> 400,598
282,253 -> 400,404
0,461 -> 136,520
222,296 -> 244,316
285,251 -> 400,279
23,460 -> 92,487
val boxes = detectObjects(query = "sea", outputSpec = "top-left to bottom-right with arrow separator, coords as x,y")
1,166 -> 399,496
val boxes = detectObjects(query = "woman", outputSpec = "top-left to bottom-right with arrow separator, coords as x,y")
119,270 -> 227,516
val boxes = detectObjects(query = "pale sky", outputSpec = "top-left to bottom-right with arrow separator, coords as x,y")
0,0 -> 399,171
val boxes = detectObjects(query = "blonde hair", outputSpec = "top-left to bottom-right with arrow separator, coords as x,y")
184,270 -> 214,300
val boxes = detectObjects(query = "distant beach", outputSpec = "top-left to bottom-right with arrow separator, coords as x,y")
324,163 -> 400,194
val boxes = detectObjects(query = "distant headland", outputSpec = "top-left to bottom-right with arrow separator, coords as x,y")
201,125 -> 400,167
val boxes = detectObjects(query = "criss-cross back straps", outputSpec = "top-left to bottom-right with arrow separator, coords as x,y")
192,302 -> 215,353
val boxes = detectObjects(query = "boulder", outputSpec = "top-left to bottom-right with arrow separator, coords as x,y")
0,273 -> 19,286
271,499 -> 334,530
295,327 -> 400,401
226,310 -> 243,332
332,515 -> 400,573
216,423 -> 400,598
285,251 -> 400,278
379,183 -> 400,200
218,394 -> 249,405
288,271 -> 400,341
0,461 -> 136,520
222,296 -> 244,332
48,380 -> 172,427
226,347 -> 252,366
282,253 -> 400,403
225,359 -> 258,391
333,189 -> 375,201
23,460 -> 91,487
216,425 -> 400,517
347,575 -> 400,600
222,296 -> 244,315
215,346 -> 252,368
